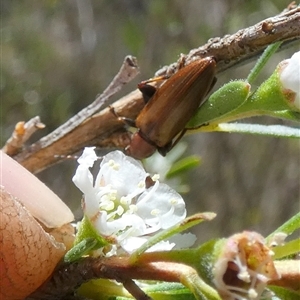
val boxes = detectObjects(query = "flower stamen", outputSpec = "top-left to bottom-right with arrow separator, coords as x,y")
108,159 -> 120,170
151,209 -> 160,216
151,174 -> 160,181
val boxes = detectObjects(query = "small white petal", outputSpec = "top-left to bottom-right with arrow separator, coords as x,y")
72,148 -> 99,195
120,238 -> 176,253
137,183 -> 186,229
72,164 -> 95,194
268,232 -> 287,247
95,151 -> 148,198
83,193 -> 101,218
169,233 -> 197,249
93,211 -> 125,236
280,51 -> 300,92
146,240 -> 175,252
280,51 -> 300,107
78,147 -> 98,167
120,236 -> 148,253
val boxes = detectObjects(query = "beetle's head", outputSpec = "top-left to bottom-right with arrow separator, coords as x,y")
125,131 -> 156,160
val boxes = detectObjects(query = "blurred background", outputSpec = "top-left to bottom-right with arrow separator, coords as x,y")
1,0 -> 299,242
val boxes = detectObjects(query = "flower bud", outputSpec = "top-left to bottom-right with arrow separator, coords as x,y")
245,51 -> 300,115
279,51 -> 300,110
212,231 -> 279,300
188,80 -> 251,127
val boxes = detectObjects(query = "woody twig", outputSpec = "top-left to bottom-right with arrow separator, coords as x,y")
5,5 -> 300,174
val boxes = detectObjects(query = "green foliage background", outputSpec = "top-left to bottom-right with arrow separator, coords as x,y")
1,0 -> 299,241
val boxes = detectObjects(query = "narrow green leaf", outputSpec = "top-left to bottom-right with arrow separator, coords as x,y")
214,123 -> 300,138
247,42 -> 282,84
267,212 -> 300,242
272,238 -> 300,260
267,285 -> 300,300
272,110 -> 300,122
182,271 -> 221,300
166,155 -> 201,178
74,215 -> 109,247
64,238 -> 98,263
187,80 -> 251,128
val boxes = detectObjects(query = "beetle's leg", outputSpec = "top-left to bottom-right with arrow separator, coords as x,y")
177,54 -> 186,70
138,83 -> 157,104
109,105 -> 137,127
207,76 -> 217,95
138,56 -> 186,105
139,75 -> 170,85
138,55 -> 187,104
138,74 -> 171,104
157,128 -> 187,156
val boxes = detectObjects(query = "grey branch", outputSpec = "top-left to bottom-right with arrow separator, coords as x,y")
9,5 -> 300,173
156,4 -> 300,76
2,117 -> 45,156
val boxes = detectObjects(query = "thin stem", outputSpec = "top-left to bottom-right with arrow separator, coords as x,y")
122,279 -> 153,300
182,273 -> 221,300
270,260 -> 300,292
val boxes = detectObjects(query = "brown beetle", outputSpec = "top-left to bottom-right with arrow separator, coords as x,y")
114,56 -> 217,160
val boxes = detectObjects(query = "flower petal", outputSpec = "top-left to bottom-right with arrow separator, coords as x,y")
137,183 -> 186,229
72,147 -> 97,194
96,151 -> 148,198
280,51 -> 300,108
78,147 -> 98,167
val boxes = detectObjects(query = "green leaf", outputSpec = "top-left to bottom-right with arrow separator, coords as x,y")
78,279 -> 129,300
210,123 -> 300,138
247,42 -> 282,84
192,239 -> 221,285
141,282 -> 196,300
182,273 -> 221,300
267,285 -> 300,300
187,80 -> 251,128
267,212 -> 300,241
272,110 -> 300,122
74,215 -> 109,248
166,155 -> 201,178
243,69 -> 299,112
64,238 -> 98,263
272,238 -> 300,260
79,280 -> 197,300
266,212 -> 300,259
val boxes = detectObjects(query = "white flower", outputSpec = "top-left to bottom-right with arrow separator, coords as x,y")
73,148 -> 187,254
279,51 -> 300,109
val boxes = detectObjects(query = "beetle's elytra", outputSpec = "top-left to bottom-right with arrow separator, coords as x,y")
119,56 -> 217,160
